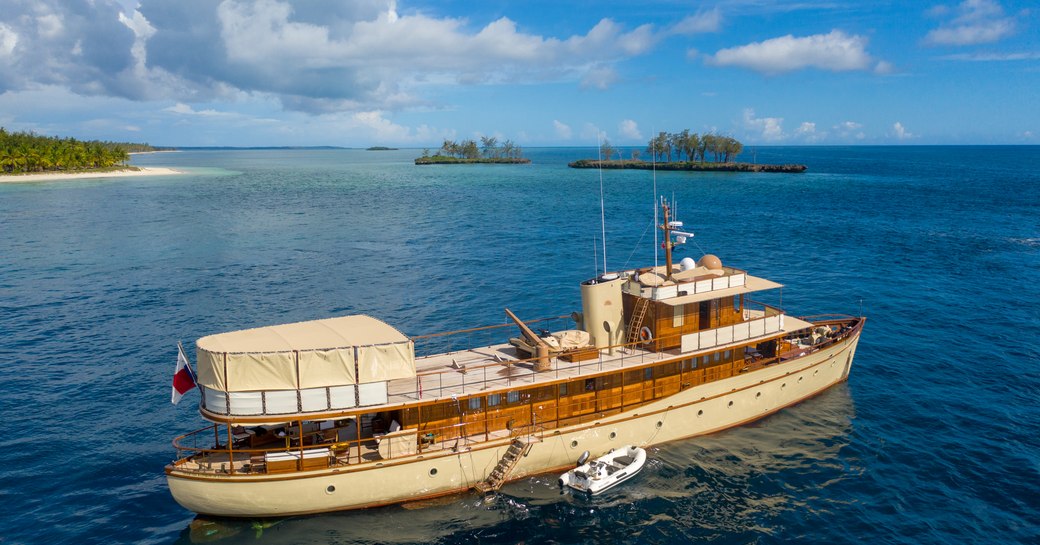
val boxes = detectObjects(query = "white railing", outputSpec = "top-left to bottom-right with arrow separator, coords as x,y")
680,313 -> 784,352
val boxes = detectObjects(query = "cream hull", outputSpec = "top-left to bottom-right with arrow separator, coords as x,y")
167,332 -> 860,517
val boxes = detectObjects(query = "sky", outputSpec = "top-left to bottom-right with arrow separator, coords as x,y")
0,0 -> 1036,147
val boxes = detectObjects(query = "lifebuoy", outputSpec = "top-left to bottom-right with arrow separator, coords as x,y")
639,327 -> 653,344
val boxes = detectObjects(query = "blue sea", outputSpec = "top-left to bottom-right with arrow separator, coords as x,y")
0,146 -> 1037,544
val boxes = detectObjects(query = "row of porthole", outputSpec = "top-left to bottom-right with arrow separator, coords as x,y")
690,370 -> 819,416
327,464 -> 443,494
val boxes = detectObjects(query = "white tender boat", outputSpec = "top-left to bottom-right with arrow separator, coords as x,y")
559,446 -> 647,495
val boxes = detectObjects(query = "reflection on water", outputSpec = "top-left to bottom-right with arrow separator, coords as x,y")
176,386 -> 856,544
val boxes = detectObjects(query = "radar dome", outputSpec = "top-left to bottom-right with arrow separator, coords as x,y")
698,254 -> 722,270
679,257 -> 697,271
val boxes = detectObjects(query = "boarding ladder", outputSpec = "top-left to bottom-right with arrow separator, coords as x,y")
474,438 -> 528,494
626,298 -> 651,346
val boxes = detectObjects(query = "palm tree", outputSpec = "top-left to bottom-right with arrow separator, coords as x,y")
480,136 -> 498,159
722,137 -> 743,163
600,139 -> 614,162
501,140 -> 515,159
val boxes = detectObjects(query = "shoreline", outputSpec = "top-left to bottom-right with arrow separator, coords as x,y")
0,167 -> 183,183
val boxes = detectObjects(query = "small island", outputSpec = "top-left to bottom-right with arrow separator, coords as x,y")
569,131 -> 806,173
415,137 -> 530,165
366,146 -> 398,151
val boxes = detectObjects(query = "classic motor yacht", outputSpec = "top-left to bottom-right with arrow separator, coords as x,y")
165,200 -> 865,517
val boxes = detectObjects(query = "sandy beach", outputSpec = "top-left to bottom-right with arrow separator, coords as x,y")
0,167 -> 182,183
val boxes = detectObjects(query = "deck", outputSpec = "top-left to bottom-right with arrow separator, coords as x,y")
391,314 -> 815,403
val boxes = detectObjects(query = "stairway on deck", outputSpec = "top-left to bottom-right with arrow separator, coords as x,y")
626,298 -> 650,346
474,438 -> 528,493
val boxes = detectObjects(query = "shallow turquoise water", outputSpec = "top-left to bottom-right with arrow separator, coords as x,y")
0,146 -> 1037,544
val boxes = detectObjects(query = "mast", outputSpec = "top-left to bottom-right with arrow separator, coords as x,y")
652,130 -> 659,272
597,136 -> 607,275
661,199 -> 674,279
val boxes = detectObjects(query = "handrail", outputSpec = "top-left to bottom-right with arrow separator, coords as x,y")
410,314 -> 570,340
798,313 -> 859,321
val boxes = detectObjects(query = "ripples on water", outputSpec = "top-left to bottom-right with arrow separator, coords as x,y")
0,147 -> 1037,544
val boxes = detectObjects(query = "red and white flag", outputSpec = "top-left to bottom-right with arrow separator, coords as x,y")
171,341 -> 197,405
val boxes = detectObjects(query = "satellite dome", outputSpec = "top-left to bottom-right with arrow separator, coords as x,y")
679,257 -> 697,271
698,254 -> 722,270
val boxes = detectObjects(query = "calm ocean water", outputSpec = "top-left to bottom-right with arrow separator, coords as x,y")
0,146 -> 1037,544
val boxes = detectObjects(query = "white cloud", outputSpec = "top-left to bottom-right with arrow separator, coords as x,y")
795,121 -> 824,141
553,120 -> 573,140
352,110 -> 412,141
164,103 -> 233,117
925,0 -> 1017,46
37,13 -> 64,39
709,30 -> 883,74
580,65 -> 619,90
0,23 -> 17,58
669,9 -> 722,35
581,123 -> 606,141
892,121 -> 913,140
0,0 -> 674,114
833,121 -> 866,140
939,51 -> 1040,61
618,119 -> 641,140
743,108 -> 784,141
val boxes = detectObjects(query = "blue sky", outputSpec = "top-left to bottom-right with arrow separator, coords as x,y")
0,0 -> 1036,147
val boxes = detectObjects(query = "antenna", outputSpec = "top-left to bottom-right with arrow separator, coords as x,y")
597,134 -> 608,275
593,237 -> 599,278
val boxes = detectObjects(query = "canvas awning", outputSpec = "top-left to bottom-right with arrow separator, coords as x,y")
195,315 -> 415,392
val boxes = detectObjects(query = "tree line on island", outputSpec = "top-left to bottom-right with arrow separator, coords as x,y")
597,130 -> 743,163
0,128 -> 164,174
415,136 -> 529,164
574,130 -> 805,173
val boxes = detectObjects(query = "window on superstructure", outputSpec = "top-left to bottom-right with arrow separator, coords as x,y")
468,397 -> 482,411
559,383 -> 568,396
531,386 -> 555,402
673,304 -> 684,327
585,378 -> 596,391
487,394 -> 501,407
644,368 -> 653,380
507,391 -> 520,404
724,350 -> 732,362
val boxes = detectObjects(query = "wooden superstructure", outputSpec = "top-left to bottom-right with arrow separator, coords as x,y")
165,201 -> 865,517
